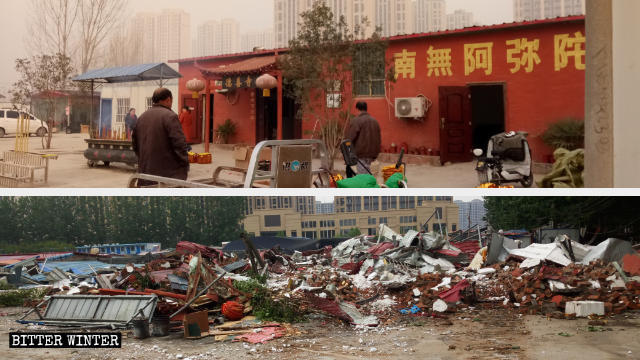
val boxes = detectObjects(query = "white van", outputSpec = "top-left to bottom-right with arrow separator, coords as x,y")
0,109 -> 49,137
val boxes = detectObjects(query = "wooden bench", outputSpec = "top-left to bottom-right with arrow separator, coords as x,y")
1,151 -> 58,183
0,162 -> 31,187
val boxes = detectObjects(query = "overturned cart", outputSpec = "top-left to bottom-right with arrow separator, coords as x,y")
72,63 -> 183,168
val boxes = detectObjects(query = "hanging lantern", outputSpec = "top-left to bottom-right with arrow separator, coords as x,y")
256,74 -> 278,97
186,78 -> 205,99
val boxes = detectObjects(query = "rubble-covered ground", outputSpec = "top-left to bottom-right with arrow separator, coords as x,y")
1,306 -> 639,359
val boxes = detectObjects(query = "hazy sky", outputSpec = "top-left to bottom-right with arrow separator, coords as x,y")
0,0 -> 512,95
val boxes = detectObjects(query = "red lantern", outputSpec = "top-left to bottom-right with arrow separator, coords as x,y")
256,74 -> 278,97
186,78 -> 205,99
221,301 -> 244,320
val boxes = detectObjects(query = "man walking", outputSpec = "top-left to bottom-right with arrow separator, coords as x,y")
346,101 -> 381,174
132,88 -> 189,183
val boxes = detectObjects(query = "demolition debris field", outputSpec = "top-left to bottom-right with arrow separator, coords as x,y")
1,228 -> 640,359
1,306 -> 639,359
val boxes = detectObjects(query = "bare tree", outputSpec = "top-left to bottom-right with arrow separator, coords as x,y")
26,0 -> 80,59
78,0 -> 128,73
103,25 -> 143,68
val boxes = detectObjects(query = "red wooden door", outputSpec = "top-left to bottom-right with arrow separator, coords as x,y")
439,86 -> 472,164
182,96 -> 202,144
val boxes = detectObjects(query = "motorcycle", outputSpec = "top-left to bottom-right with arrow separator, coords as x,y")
473,131 -> 534,188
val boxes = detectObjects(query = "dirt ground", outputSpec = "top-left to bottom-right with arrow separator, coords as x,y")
1,306 -> 637,360
0,133 -> 542,188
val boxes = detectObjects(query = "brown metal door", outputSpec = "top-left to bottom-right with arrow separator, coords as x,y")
439,86 -> 472,164
182,96 -> 202,143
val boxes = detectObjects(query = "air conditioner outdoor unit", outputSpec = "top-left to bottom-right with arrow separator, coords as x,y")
395,97 -> 426,119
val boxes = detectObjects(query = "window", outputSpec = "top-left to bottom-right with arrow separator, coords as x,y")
303,231 -> 317,239
116,98 -> 130,123
379,217 -> 388,225
399,197 -> 415,209
400,216 -> 417,224
435,207 -> 443,219
6,111 -> 19,119
0,110 -> 4,118
368,217 -> 376,225
146,97 -> 153,110
320,230 -> 336,238
353,45 -> 386,96
368,228 -> 377,236
291,230 -> 297,237
452,224 -> 457,232
400,226 -> 417,233
433,223 -> 448,233
264,215 -> 281,227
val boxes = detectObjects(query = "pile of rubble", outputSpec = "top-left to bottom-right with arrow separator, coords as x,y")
6,229 -> 640,343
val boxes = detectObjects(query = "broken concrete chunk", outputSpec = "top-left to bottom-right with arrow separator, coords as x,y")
412,288 -> 421,297
433,299 -> 448,313
565,301 -> 605,317
477,268 -> 496,275
519,258 -> 541,269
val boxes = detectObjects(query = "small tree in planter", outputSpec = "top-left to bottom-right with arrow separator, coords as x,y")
216,119 -> 237,144
11,53 -> 74,149
541,118 -> 585,151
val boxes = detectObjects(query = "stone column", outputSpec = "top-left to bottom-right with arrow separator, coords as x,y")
584,0 -> 614,187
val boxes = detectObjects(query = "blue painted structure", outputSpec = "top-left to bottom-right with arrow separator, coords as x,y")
75,243 -> 161,255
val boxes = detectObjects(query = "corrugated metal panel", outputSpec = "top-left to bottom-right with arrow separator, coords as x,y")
73,63 -> 181,83
40,261 -> 123,275
43,295 -> 157,324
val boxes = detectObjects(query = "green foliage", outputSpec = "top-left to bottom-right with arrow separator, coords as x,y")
541,118 -> 585,150
233,279 -> 305,323
483,197 -> 640,240
278,2 -> 390,169
0,288 -> 47,307
216,119 -> 237,144
0,197 -> 247,252
347,228 -> 362,237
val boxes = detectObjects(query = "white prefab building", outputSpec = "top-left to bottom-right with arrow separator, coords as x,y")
99,79 -> 179,135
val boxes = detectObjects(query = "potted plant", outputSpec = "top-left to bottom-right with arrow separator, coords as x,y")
541,118 -> 585,151
216,119 -> 237,144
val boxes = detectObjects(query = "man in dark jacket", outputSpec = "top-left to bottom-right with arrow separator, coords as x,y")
132,88 -> 189,183
346,101 -> 381,174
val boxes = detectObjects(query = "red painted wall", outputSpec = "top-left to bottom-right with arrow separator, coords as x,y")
177,57 -> 258,145
177,19 -> 585,163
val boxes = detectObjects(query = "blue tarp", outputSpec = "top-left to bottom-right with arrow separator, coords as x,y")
72,63 -> 182,83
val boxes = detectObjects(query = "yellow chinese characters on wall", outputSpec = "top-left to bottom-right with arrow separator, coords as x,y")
394,49 -> 417,79
427,46 -> 453,77
464,42 -> 493,76
506,38 -> 542,73
554,31 -> 586,71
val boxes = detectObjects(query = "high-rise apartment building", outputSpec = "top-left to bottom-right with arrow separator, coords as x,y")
454,199 -> 487,230
513,0 -> 585,22
415,0 -> 447,33
376,0 -> 414,36
447,9 -> 474,30
130,10 -> 191,63
195,19 -> 241,57
241,29 -> 276,52
275,0 -> 413,47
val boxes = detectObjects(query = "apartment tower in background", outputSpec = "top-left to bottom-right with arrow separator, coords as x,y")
513,0 -> 585,21
131,10 -> 191,63
415,0 -> 447,33
447,9 -> 474,30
